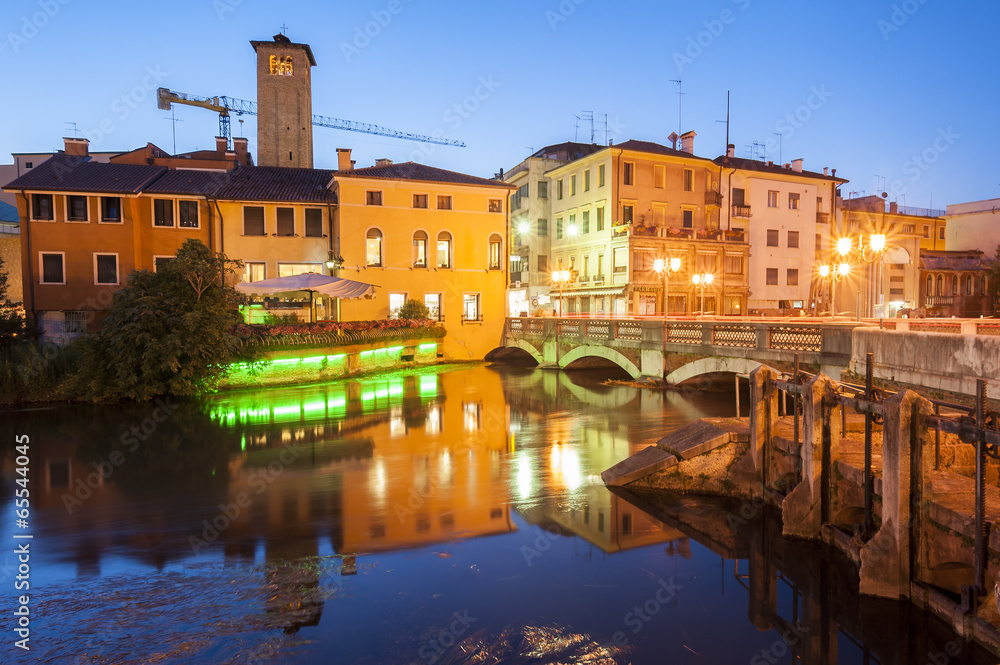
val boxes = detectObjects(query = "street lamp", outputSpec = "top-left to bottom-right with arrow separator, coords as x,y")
833,233 -> 888,318
692,272 -> 714,316
653,257 -> 682,318
551,269 -> 573,316
817,261 -> 851,316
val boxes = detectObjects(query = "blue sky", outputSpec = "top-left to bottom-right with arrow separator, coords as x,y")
1,0 -> 996,207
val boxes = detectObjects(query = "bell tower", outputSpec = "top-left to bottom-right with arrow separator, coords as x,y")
250,34 -> 316,168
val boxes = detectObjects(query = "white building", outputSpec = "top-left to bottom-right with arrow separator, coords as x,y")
944,197 -> 1000,256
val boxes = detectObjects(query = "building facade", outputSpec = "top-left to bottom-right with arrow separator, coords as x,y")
944,197 -> 1000,255
918,250 -> 991,318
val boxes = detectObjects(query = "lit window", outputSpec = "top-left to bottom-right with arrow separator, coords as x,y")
389,292 -> 407,318
596,207 -> 605,231
244,262 -> 265,283
584,170 -> 591,192
489,234 -> 502,270
488,198 -> 503,213
463,293 -> 481,321
366,228 -> 383,266
622,206 -> 633,225
412,230 -> 428,268
437,231 -> 452,268
598,164 -> 606,187
582,210 -> 590,234
425,293 -> 441,321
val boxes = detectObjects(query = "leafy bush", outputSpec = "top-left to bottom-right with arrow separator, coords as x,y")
396,299 -> 430,320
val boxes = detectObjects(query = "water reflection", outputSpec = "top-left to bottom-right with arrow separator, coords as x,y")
1,364 -> 993,663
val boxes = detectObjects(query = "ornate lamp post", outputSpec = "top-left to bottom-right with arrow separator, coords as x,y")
816,261 -> 851,316
653,256 -> 682,319
833,233 -> 887,318
551,269 -> 572,316
692,272 -> 714,316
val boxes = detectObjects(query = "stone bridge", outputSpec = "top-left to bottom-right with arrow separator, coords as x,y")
495,317 -> 862,384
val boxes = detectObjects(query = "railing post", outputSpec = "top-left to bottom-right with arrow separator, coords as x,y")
864,352 -> 874,536
975,379 -> 987,594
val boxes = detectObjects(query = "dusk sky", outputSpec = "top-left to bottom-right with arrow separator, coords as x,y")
2,0 -> 996,208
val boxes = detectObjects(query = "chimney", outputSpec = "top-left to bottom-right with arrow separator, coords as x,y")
791,158 -> 803,173
726,143 -> 735,158
337,148 -> 354,171
374,158 -> 393,167
823,167 -> 829,176
233,137 -> 249,164
64,137 -> 89,156
215,136 -> 228,155
679,130 -> 695,154
889,201 -> 898,214
831,168 -> 837,177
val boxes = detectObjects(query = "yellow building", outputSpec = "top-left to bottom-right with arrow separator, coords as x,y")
330,150 -> 514,359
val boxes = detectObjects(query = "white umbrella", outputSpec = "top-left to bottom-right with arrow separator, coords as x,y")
235,272 -> 378,321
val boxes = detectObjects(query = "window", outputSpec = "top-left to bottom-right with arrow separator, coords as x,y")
366,228 -> 383,266
732,188 -> 746,206
94,253 -> 118,285
556,217 -> 563,239
766,268 -> 778,285
276,207 -> 294,236
243,206 -> 264,235
939,227 -> 945,240
766,229 -> 779,247
682,210 -> 693,228
366,191 -> 383,206
787,268 -> 798,286
437,195 -> 452,210
597,254 -> 604,277
24,161 -> 33,169
598,164 -> 606,187
305,209 -> 323,237
654,165 -> 665,189
613,247 -> 628,273
623,162 -> 634,186
489,234 -> 502,270
767,190 -> 779,208
597,207 -> 605,231
683,169 -> 693,192
816,233 -> 822,251
951,275 -> 958,296
570,175 -> 576,196
724,254 -> 743,274
488,198 -> 503,213
557,179 -> 564,200
787,230 -> 799,248
463,293 -> 481,321
922,224 -> 930,239
425,293 -> 442,321
966,275 -> 974,295
179,201 -> 199,228
244,262 -> 265,283
788,192 -> 800,210
622,205 -> 633,225
67,195 -> 88,222
582,210 -> 590,234
926,275 -> 933,296
40,252 -> 64,284
568,213 -> 576,235
437,231 -> 452,268
537,255 -> 548,273
583,255 -> 589,279
100,197 -> 121,223
389,293 -> 407,318
413,194 -> 428,209
153,256 -> 173,272
903,224 -> 915,234
31,194 -> 53,220
537,181 -> 548,199
154,199 -> 174,227
695,253 -> 716,273
64,311 -> 86,334
412,230 -> 428,267
584,170 -> 591,192
277,263 -> 322,277
537,218 -> 548,236
937,275 -> 943,295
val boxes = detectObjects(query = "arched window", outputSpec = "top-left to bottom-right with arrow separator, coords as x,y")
936,275 -> 943,296
366,228 -> 382,267
983,276 -> 988,296
437,231 -> 452,269
951,275 -> 958,296
966,274 -> 974,296
926,275 -> 933,296
412,230 -> 427,268
488,234 -> 503,270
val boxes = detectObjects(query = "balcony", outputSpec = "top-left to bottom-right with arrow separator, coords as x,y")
926,296 -> 954,306
732,205 -> 751,218
705,191 -> 723,207
816,212 -> 830,224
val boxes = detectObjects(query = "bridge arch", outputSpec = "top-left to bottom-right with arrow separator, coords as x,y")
488,339 -> 543,365
666,356 -> 775,385
560,345 -> 641,379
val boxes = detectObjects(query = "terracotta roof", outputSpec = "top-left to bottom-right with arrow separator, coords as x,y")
143,170 -> 229,196
614,139 -> 714,162
337,161 -> 513,188
213,166 -> 337,203
714,155 -> 847,182
2,155 -> 165,193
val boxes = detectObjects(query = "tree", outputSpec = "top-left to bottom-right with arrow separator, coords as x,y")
71,239 -> 246,401
396,298 -> 430,320
0,254 -> 25,345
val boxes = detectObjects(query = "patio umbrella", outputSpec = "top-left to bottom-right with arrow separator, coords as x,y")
235,272 -> 378,321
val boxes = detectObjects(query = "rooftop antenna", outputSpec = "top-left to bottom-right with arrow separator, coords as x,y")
599,113 -> 608,145
279,24 -> 289,35
163,106 -> 183,154
716,91 -> 730,155
238,118 -> 244,137
773,132 -> 782,165
874,174 -> 885,195
581,110 -> 595,143
669,79 -> 684,136
64,121 -> 79,138
573,114 -> 581,142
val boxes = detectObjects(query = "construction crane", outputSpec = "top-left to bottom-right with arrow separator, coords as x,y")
156,88 -> 465,149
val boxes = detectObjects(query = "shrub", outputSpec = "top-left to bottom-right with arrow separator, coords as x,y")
396,299 -> 430,320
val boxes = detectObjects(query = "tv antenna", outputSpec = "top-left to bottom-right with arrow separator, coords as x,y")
64,121 -> 79,138
716,91 -> 730,155
669,79 -> 684,136
773,132 -> 783,165
163,106 -> 183,153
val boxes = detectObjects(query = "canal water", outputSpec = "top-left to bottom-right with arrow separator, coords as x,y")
1,363 -> 997,664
